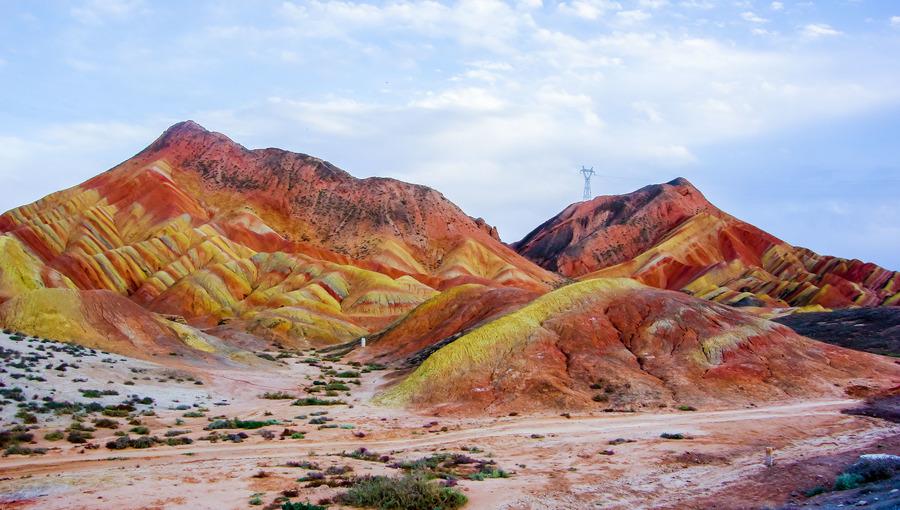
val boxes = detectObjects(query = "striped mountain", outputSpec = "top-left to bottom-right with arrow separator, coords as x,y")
513,178 -> 899,308
0,121 -> 557,357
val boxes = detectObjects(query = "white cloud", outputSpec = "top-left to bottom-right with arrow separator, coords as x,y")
616,9 -> 651,25
802,23 -> 842,38
632,101 -> 664,124
6,0 -> 900,255
558,0 -> 622,20
891,16 -> 900,28
517,0 -> 543,9
276,0 -> 531,53
741,11 -> 769,24
678,0 -> 714,9
0,121 -> 159,208
752,28 -> 777,37
770,1 -> 784,11
410,87 -> 508,112
638,0 -> 669,8
71,0 -> 146,25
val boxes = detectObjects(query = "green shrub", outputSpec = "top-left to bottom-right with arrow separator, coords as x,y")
833,473 -> 863,491
281,501 -> 328,510
803,486 -> 827,498
334,371 -> 360,378
843,456 -> 900,484
44,430 -> 65,441
292,398 -> 346,406
93,418 -> 119,429
66,430 -> 93,443
660,433 -> 685,440
129,426 -> 150,435
0,428 -> 34,448
14,407 -> 37,423
281,502 -> 327,510
4,445 -> 46,456
204,418 -> 278,430
261,391 -> 296,400
165,436 -> 193,446
468,466 -> 508,480
340,471 -> 467,510
106,435 -> 160,450
676,405 -> 697,412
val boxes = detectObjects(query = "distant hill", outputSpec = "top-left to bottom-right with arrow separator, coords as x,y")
514,178 -> 899,308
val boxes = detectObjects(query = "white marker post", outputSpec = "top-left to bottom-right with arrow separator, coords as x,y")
360,337 -> 366,348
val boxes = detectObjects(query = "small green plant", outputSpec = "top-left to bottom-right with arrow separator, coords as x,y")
292,398 -> 346,406
66,430 -> 93,443
660,433 -> 685,440
260,391 -> 296,400
129,426 -> 150,435
205,418 -> 279,430
803,486 -> 827,498
44,430 -> 65,441
833,472 -> 863,491
4,445 -> 47,456
676,405 -> 697,412
15,410 -> 37,424
281,502 -> 327,510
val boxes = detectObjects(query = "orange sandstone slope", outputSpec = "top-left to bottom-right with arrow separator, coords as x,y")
0,121 -> 557,355
513,178 -> 899,308
377,278 -> 900,415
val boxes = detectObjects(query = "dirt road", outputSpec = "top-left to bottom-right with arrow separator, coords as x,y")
0,398 -> 859,475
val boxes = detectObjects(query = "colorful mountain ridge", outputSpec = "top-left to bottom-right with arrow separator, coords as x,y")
0,121 -> 897,413
377,278 -> 898,414
514,178 -> 899,308
0,121 -> 556,357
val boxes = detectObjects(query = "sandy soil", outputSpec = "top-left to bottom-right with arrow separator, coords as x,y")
1,333 -> 897,510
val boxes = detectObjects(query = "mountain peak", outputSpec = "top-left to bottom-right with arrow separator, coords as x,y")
142,120 -> 237,155
665,176 -> 694,188
515,179 -> 718,275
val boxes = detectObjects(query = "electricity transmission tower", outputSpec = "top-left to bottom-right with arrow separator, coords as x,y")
579,166 -> 595,200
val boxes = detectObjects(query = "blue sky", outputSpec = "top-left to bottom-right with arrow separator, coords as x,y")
1,0 -> 899,268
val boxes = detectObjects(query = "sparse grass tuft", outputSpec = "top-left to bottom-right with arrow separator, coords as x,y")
260,391 -> 296,400
292,397 -> 346,406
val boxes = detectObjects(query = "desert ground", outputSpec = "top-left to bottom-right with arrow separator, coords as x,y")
1,332 -> 897,510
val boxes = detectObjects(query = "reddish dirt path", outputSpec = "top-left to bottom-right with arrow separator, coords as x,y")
3,398 -> 895,510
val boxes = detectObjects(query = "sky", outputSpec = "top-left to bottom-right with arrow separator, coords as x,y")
1,0 -> 899,268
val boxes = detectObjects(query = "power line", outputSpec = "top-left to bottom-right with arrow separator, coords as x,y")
579,166 -> 595,200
